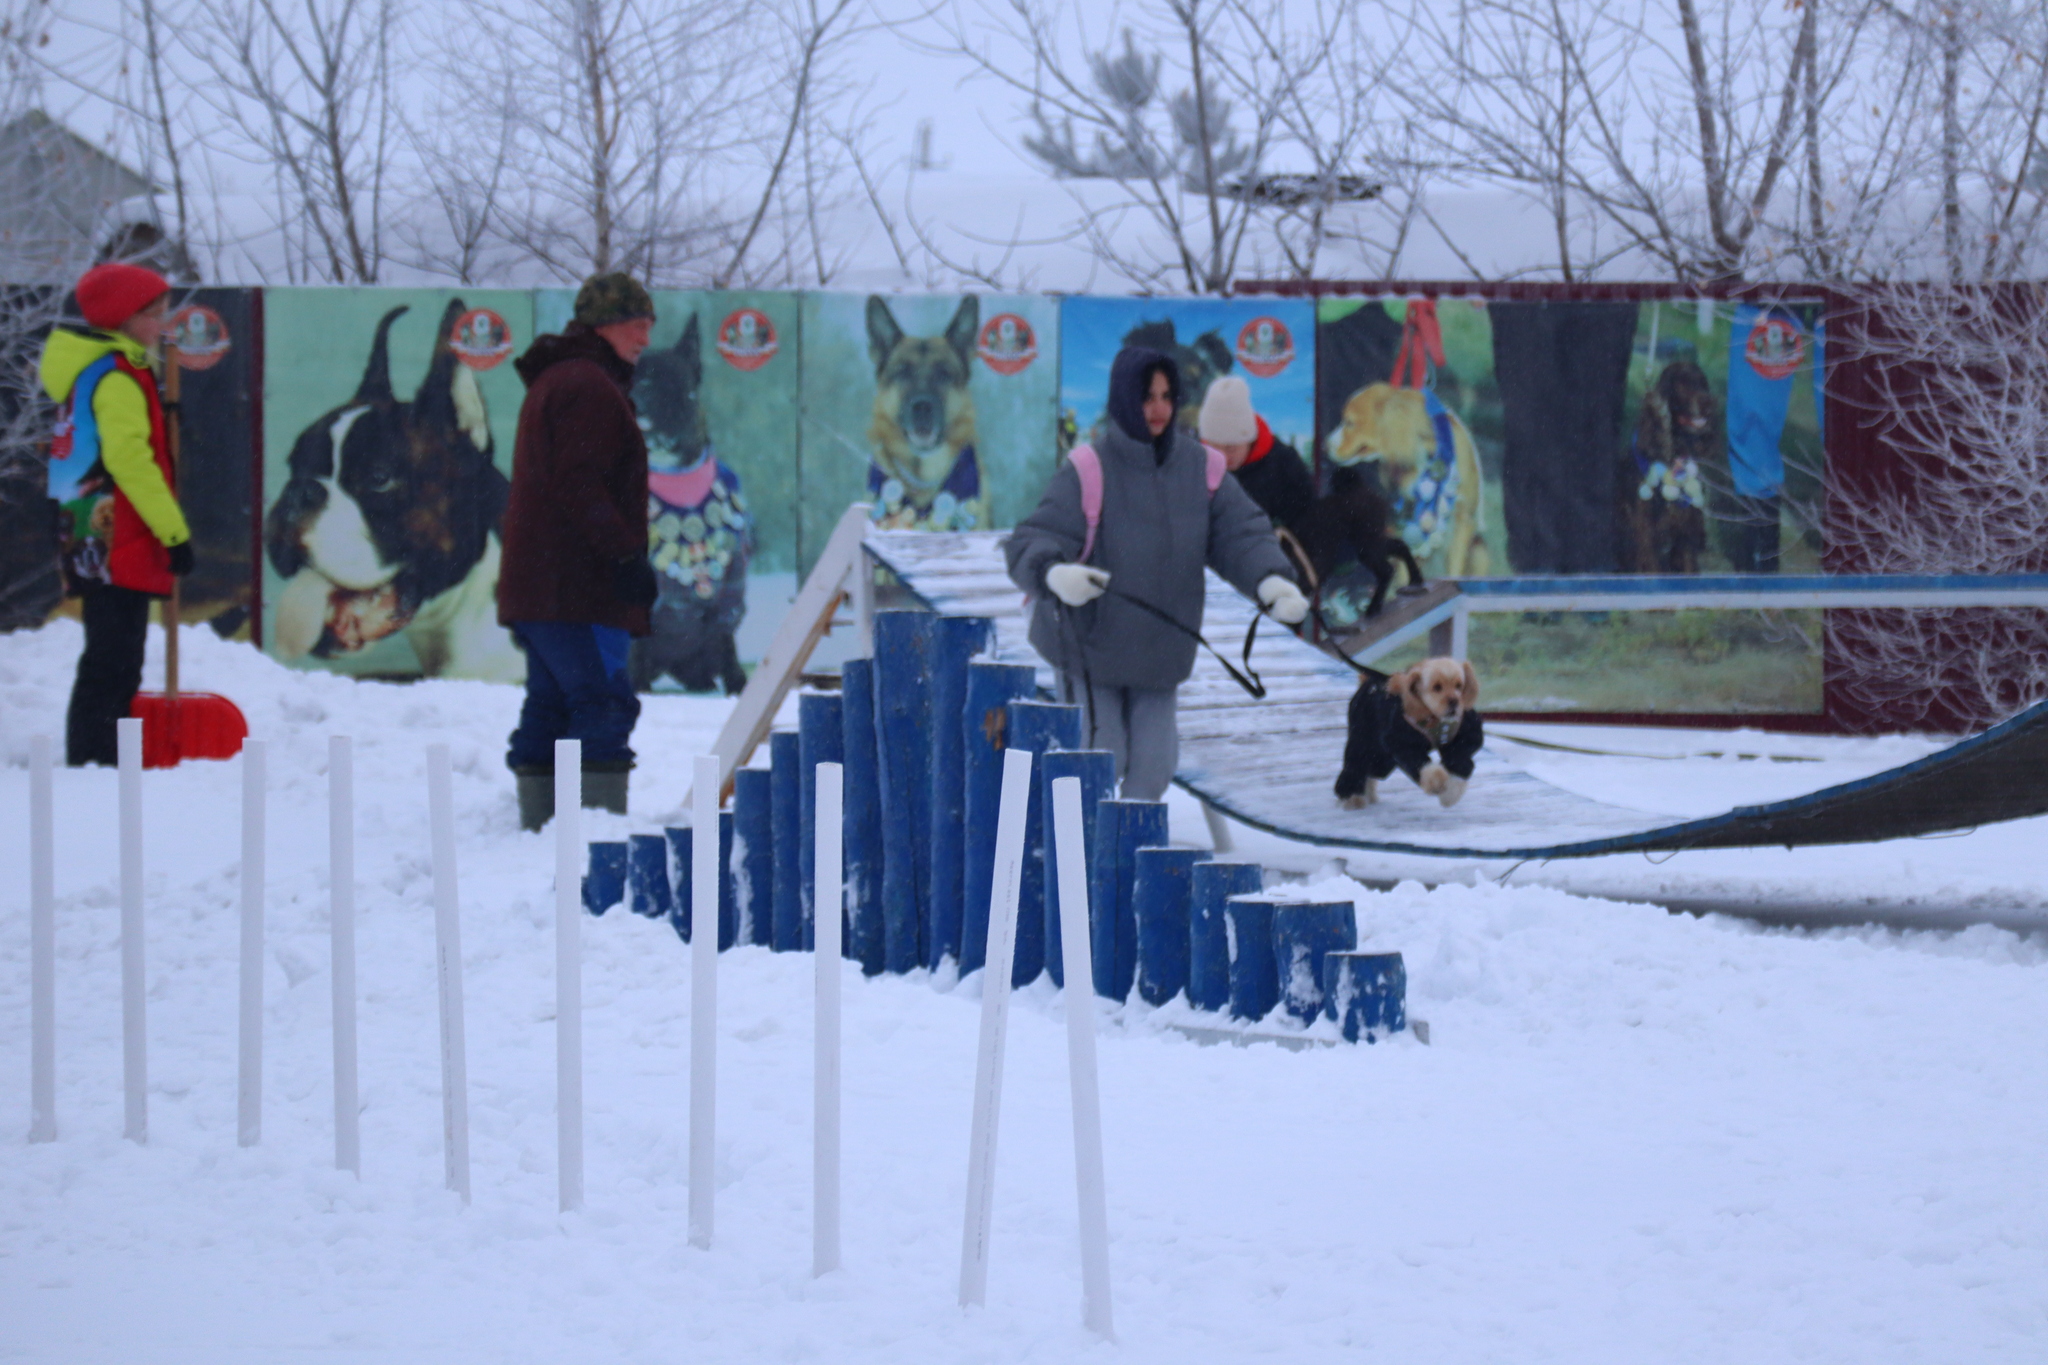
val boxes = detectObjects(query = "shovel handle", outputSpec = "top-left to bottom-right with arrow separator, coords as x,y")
164,351 -> 182,702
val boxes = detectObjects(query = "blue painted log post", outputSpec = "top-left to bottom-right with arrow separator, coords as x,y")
1087,800 -> 1169,1001
1272,901 -> 1359,1024
841,658 -> 885,975
628,833 -> 673,919
770,731 -> 803,951
583,841 -> 627,917
960,660 -> 1038,976
1132,847 -> 1201,1006
874,611 -> 935,973
1223,896 -> 1277,1021
1324,952 -> 1407,1042
662,815 -> 738,949
926,616 -> 992,972
1038,749 -> 1115,988
1003,700 -> 1083,988
731,768 -> 775,947
800,692 -> 845,953
1189,861 -> 1264,1012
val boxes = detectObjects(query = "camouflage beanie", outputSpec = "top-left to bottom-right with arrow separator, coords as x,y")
572,272 -> 655,328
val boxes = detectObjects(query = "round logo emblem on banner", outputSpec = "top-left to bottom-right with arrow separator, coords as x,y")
167,305 -> 231,371
716,308 -> 779,371
449,308 -> 514,370
976,313 -> 1038,375
1235,316 -> 1295,378
1744,313 -> 1806,380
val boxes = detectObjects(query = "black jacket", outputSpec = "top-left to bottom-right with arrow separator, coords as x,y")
1342,687 -> 1484,787
1234,427 -> 1316,532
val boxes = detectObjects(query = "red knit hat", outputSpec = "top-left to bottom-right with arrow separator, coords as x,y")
76,263 -> 171,330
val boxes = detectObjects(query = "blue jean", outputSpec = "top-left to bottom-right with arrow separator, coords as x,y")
506,621 -> 641,770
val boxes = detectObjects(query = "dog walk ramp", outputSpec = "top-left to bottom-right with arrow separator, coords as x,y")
864,530 -> 2048,860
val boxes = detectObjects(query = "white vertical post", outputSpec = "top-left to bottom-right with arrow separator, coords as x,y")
554,739 -> 583,1213
1450,599 -> 1470,662
958,746 -> 1034,1309
28,734 -> 55,1144
118,716 -> 146,1144
238,740 -> 266,1147
1051,776 -> 1115,1339
428,744 -> 471,1204
813,761 -> 844,1277
329,734 -> 359,1176
689,754 -> 720,1249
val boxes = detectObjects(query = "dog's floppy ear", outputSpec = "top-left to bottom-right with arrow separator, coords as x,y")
1460,659 -> 1479,707
865,295 -> 904,374
1384,667 -> 1410,698
353,306 -> 409,405
944,295 -> 980,367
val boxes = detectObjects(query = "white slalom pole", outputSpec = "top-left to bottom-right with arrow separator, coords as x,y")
118,716 -> 146,1144
238,740 -> 266,1147
959,746 -> 1034,1308
427,744 -> 471,1204
329,735 -> 359,1176
813,761 -> 844,1277
554,739 -> 583,1213
1052,777 -> 1115,1339
28,734 -> 55,1144
689,753 -> 720,1250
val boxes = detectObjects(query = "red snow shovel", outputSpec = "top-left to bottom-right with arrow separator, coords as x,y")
129,350 -> 247,769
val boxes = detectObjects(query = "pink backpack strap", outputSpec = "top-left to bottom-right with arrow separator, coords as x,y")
1202,443 -> 1228,494
1067,443 -> 1104,563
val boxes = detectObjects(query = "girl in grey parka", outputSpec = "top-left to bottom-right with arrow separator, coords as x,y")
1005,345 -> 1309,801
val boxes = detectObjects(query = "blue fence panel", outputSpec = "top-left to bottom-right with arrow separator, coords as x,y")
961,660 -> 1038,977
927,616 -> 992,973
731,768 -> 775,947
1004,700 -> 1082,987
1039,749 -> 1115,988
1189,861 -> 1263,1012
1272,901 -> 1358,1024
583,841 -> 627,917
800,692 -> 845,953
841,657 -> 885,974
1224,896 -> 1277,1021
1132,847 -> 1200,1005
1324,951 -> 1407,1042
875,611 -> 935,973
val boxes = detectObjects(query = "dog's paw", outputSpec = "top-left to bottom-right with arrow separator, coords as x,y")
1437,775 -> 1468,808
1419,762 -> 1450,796
1338,778 -> 1378,810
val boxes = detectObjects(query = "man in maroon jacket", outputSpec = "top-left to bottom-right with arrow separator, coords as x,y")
498,272 -> 660,829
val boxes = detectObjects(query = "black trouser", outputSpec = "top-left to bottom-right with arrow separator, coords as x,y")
67,582 -> 152,767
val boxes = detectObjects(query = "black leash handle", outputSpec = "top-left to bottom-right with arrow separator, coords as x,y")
1101,583 -> 1269,700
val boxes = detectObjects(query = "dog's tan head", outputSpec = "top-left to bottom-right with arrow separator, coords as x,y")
1388,657 -> 1478,745
865,295 -> 978,505
1326,382 -> 1437,489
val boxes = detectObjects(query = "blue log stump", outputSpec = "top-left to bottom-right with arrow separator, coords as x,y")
1223,896 -> 1277,1021
926,616 -> 992,973
841,658 -> 885,975
1272,901 -> 1359,1024
663,816 -> 738,949
1003,700 -> 1082,988
628,833 -> 672,919
1087,800 -> 1169,1001
583,841 -> 627,917
800,692 -> 845,954
1189,861 -> 1263,1012
1038,749 -> 1115,988
1132,847 -> 1201,1006
1323,952 -> 1407,1043
771,731 -> 802,952
874,611 -> 935,973
731,768 -> 775,947
961,660 -> 1038,977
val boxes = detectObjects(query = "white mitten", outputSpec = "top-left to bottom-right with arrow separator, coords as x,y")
1046,562 -> 1111,607
1258,574 -> 1310,625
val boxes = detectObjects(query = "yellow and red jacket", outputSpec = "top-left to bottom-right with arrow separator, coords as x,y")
40,326 -> 189,596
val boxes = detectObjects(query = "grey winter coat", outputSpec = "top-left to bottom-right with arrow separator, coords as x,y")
1005,420 -> 1296,691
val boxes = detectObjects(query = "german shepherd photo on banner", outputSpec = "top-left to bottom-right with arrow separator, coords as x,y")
864,294 -> 988,532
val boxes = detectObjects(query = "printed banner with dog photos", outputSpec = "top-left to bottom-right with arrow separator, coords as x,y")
535,287 -> 799,694
166,287 -> 259,639
1317,294 -> 1828,714
260,288 -> 534,682
1057,295 -> 1316,464
798,291 -> 1060,563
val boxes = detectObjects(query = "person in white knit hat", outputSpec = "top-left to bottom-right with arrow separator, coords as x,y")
1198,374 -> 1316,538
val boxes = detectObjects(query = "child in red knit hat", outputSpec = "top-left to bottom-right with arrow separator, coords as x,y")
41,262 -> 193,765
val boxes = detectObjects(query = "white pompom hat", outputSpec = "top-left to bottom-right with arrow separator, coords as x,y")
1197,374 -> 1258,445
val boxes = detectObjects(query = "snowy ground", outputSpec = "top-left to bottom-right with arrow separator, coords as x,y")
4,619 -> 2045,1363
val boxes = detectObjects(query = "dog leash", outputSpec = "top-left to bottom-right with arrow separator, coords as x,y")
1058,586 -> 1272,701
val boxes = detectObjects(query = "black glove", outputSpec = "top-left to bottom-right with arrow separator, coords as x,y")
612,555 -> 659,609
167,542 -> 195,577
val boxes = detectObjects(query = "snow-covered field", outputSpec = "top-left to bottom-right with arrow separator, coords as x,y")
4,619 -> 2045,1363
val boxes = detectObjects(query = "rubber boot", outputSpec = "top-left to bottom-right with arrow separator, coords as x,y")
515,767 -> 555,832
581,763 -> 629,816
